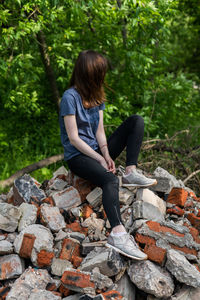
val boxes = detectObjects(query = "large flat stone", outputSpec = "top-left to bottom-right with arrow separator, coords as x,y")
166,249 -> 200,288
128,260 -> 174,298
132,201 -> 165,222
116,273 -> 136,300
86,187 -> 102,208
0,203 -> 21,232
136,188 -> 166,215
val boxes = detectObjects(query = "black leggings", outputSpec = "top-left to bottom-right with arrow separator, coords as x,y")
67,115 -> 144,228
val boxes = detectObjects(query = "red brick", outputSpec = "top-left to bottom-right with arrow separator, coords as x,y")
59,238 -> 80,261
147,221 -> 185,237
19,233 -> 36,258
186,225 -> 200,244
59,284 -> 71,297
0,286 -> 10,299
135,233 -> 156,245
187,213 -> 200,231
167,187 -> 188,207
169,244 -> 197,256
82,204 -> 94,219
37,250 -> 54,267
42,196 -> 55,206
71,255 -> 83,268
61,270 -> 95,289
67,171 -> 95,202
65,222 -> 88,235
144,244 -> 166,265
167,206 -> 184,216
102,290 -> 123,299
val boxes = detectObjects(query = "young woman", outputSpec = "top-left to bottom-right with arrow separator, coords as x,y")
59,50 -> 157,260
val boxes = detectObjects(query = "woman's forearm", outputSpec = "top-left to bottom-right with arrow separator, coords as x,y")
70,136 -> 103,162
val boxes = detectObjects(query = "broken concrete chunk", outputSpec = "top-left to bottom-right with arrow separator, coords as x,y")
0,240 -> 13,255
53,166 -> 68,178
119,187 -> 134,205
136,188 -> 166,215
6,267 -> 52,300
51,258 -> 73,276
86,187 -> 102,208
0,254 -> 24,280
14,224 -> 54,267
81,213 -> 105,231
132,201 -> 165,222
80,247 -> 124,277
0,203 -> 21,232
166,249 -> 200,288
81,241 -> 107,256
116,273 -> 136,300
18,203 -> 37,232
128,260 -> 174,298
29,289 -> 62,300
40,204 -> 66,232
13,174 -> 46,205
170,285 -> 200,300
52,186 -> 81,209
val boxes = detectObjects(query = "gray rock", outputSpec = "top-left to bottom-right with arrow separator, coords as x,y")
13,174 -> 46,205
52,186 -> 81,210
132,201 -> 165,222
81,213 -> 105,231
40,204 -> 66,232
54,230 -> 68,241
0,203 -> 21,232
151,167 -> 185,193
121,206 -> 133,229
48,177 -> 68,191
29,289 -> 61,300
69,232 -> 86,242
136,188 -> 166,215
51,258 -> 73,276
6,232 -> 18,243
171,285 -> 200,300
86,187 -> 102,208
90,269 -> 113,290
0,254 -> 24,280
116,273 -> 136,300
79,295 -> 104,300
6,267 -> 52,300
81,241 -> 107,256
80,247 -> 124,277
0,240 -> 13,254
166,249 -> 200,288
14,224 -> 54,266
18,203 -> 37,231
63,296 -> 81,300
128,260 -> 174,298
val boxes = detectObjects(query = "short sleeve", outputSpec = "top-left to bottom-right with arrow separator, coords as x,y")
60,92 -> 76,117
99,102 -> 105,110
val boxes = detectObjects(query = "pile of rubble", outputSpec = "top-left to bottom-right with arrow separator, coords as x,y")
0,166 -> 200,300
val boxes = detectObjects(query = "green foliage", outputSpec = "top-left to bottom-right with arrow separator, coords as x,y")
0,0 -> 199,186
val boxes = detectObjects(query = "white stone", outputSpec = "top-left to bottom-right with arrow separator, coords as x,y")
14,224 -> 54,266
116,273 -> 136,300
53,166 -> 68,177
119,187 -> 134,205
132,201 -> 165,222
29,289 -> 61,300
81,213 -> 105,231
136,188 -> 166,214
0,240 -> 13,254
0,203 -> 21,232
0,254 -> 24,280
171,285 -> 200,300
40,204 -> 66,232
18,203 -> 37,231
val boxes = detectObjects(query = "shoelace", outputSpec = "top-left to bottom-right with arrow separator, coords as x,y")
117,165 -> 126,176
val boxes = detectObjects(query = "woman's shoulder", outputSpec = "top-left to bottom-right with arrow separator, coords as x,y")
63,86 -> 79,98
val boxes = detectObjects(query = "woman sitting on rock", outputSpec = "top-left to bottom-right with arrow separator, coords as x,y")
59,50 -> 157,260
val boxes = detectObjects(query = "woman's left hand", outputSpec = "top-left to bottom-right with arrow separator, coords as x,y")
104,154 -> 116,174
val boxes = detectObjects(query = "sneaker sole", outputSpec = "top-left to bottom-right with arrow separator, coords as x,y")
105,242 -> 148,260
122,180 -> 157,188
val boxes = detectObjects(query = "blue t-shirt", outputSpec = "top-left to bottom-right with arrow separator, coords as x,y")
59,87 -> 105,161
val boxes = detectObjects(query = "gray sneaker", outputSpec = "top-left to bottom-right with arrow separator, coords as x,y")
122,169 -> 157,188
106,233 -> 148,260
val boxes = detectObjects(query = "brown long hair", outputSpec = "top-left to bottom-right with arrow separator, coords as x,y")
70,50 -> 108,108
